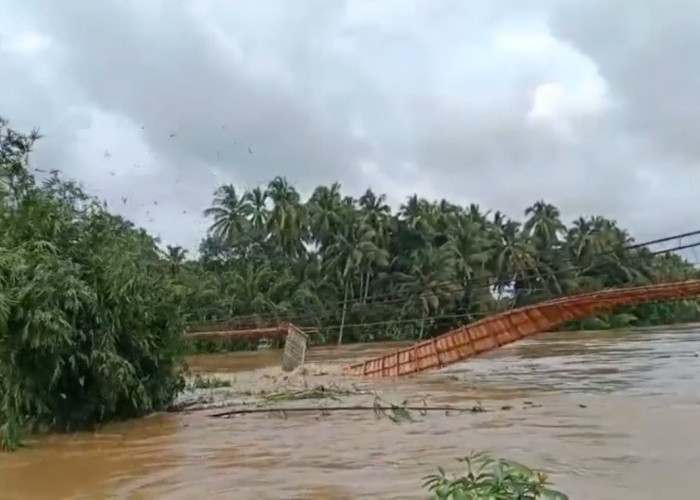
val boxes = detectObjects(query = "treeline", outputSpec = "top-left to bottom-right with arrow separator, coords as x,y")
177,176 -> 700,350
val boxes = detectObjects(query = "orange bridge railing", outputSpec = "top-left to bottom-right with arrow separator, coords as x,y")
343,279 -> 700,378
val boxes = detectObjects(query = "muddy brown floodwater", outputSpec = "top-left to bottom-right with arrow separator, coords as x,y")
2,326 -> 700,499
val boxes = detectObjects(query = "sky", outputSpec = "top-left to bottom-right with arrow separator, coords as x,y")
0,0 -> 698,252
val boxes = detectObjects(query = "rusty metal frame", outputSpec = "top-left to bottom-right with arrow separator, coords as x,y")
184,325 -> 289,340
343,279 -> 700,378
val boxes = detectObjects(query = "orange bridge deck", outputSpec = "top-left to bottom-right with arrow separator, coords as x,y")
184,322 -> 319,341
184,325 -> 289,340
343,279 -> 700,378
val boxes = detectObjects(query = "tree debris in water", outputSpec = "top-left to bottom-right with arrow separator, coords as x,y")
187,374 -> 232,390
169,379 -> 375,413
207,396 -> 488,421
261,384 -> 373,402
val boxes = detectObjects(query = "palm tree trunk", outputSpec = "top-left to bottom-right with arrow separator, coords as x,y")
337,282 -> 350,346
363,269 -> 371,302
418,307 -> 426,339
358,271 -> 365,305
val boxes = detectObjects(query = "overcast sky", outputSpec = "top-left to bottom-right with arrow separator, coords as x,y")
1,0 -> 698,252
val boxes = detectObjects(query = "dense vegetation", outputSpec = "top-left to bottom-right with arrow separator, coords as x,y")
1,116 -> 698,450
182,175 -> 700,349
0,120 -> 185,449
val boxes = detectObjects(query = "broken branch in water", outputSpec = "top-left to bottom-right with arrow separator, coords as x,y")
208,397 -> 487,421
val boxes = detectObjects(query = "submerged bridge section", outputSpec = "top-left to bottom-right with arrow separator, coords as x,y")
185,323 -> 288,340
343,279 -> 700,378
185,321 -> 311,372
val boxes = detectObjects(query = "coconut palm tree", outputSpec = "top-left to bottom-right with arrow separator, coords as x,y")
203,184 -> 251,245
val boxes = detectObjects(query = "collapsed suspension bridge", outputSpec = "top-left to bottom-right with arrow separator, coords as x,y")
185,229 -> 700,377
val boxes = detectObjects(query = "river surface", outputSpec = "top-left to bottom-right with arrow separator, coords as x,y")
2,325 -> 700,499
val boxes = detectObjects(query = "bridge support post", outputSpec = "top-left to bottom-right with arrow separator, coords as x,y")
281,324 -> 308,372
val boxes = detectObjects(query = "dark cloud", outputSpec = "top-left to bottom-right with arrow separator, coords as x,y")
550,0 -> 700,163
0,0 -> 698,249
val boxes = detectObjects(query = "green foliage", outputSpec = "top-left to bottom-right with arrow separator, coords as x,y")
0,119 -> 185,449
2,113 -> 698,450
423,452 -> 569,499
184,171 -> 700,349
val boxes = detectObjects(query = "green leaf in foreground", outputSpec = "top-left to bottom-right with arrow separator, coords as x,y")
423,451 -> 569,500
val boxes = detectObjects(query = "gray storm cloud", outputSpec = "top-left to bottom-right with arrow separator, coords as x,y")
0,0 -> 698,249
